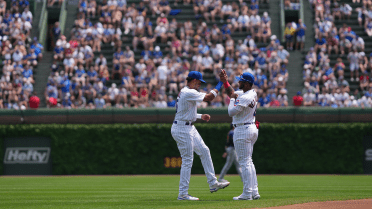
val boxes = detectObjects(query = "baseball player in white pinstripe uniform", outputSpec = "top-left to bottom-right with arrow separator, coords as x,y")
220,70 -> 260,201
171,71 -> 230,201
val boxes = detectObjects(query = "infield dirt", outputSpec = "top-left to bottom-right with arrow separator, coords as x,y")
260,199 -> 372,209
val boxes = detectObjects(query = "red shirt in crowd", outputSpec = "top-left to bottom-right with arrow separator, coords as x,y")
360,75 -> 369,83
64,48 -> 73,57
140,89 -> 148,97
293,95 -> 303,106
269,100 -> 280,107
69,40 -> 79,49
29,96 -> 40,109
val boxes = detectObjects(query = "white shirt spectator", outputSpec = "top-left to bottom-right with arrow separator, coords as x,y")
216,44 -> 225,57
107,0 -> 118,7
324,79 -> 338,90
122,17 -> 133,25
341,4 -> 352,14
221,4 -> 232,12
22,10 -> 33,21
243,37 -> 255,48
318,93 -> 332,103
93,27 -> 104,36
116,28 -> 123,36
63,58 -> 75,67
348,52 -> 359,64
73,50 -> 84,60
303,92 -> 315,103
192,54 -> 203,64
95,57 -> 107,66
202,56 -> 214,68
12,51 -> 23,62
23,21 -> 32,32
238,15 -> 250,24
108,84 -> 119,101
136,15 -> 145,24
250,15 -> 261,25
340,92 -> 350,101
94,97 -> 106,109
278,94 -> 288,104
155,25 -> 167,36
203,0 -> 211,7
157,64 -> 168,80
277,49 -> 289,60
353,37 -> 365,47
135,62 -> 146,74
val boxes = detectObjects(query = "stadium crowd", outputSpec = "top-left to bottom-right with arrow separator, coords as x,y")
0,0 -> 43,109
299,0 -> 372,108
43,0 -> 292,109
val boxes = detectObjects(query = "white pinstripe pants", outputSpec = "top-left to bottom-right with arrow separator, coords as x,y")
171,124 -> 218,196
219,147 -> 242,180
233,124 -> 259,196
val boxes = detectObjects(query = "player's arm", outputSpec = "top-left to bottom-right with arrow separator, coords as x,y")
228,97 -> 245,117
203,81 -> 224,102
219,69 -> 238,99
197,113 -> 211,122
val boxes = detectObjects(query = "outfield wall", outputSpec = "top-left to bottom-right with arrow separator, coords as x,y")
1,123 -> 371,175
0,108 -> 371,124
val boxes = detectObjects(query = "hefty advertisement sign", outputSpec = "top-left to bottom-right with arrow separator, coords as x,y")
4,147 -> 50,164
3,137 -> 52,175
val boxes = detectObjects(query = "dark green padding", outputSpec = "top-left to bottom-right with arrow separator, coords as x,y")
0,123 -> 370,175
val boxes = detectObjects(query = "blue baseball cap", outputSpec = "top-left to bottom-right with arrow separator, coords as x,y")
188,71 -> 206,83
236,72 -> 254,84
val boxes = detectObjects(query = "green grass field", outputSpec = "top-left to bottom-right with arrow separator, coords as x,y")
1,175 -> 371,209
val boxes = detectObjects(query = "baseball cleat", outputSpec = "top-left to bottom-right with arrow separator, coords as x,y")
218,179 -> 229,183
209,181 -> 230,193
177,194 -> 199,201
233,194 -> 253,200
253,194 -> 261,200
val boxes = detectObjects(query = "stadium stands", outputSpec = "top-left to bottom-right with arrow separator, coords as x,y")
0,0 -> 43,109
42,0 -> 293,109
301,0 -> 372,107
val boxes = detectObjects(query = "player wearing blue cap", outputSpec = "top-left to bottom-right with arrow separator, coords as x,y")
220,70 -> 260,201
171,71 -> 230,201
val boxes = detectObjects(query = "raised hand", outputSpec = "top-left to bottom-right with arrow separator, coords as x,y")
219,69 -> 228,83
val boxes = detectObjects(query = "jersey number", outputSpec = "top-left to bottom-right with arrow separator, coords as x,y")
249,100 -> 257,116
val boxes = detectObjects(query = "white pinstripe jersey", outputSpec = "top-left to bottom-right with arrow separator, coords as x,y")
232,89 -> 258,124
174,86 -> 206,122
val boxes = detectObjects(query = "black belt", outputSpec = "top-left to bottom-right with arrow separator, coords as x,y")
233,122 -> 254,127
174,121 -> 193,126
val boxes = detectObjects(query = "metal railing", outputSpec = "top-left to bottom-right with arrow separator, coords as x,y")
300,0 -> 304,21
280,0 -> 285,42
59,0 -> 68,35
38,0 -> 48,50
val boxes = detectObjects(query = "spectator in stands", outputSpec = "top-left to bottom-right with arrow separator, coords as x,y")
360,72 -> 370,91
327,32 -> 339,55
30,37 -> 44,60
293,91 -> 303,106
348,49 -> 360,82
296,19 -> 306,51
341,3 -> 352,20
315,0 -> 325,21
315,33 -> 327,53
53,41 -> 64,61
28,92 -> 40,109
284,22 -> 295,50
